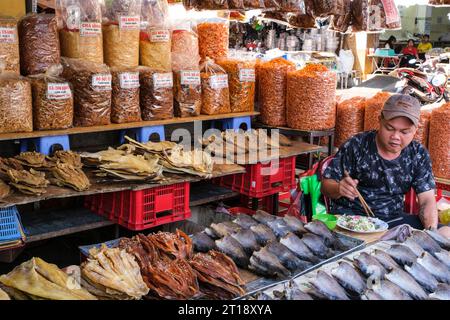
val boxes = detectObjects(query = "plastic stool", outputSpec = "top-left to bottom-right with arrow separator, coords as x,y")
20,135 -> 70,155
120,125 -> 165,144
211,116 -> 251,132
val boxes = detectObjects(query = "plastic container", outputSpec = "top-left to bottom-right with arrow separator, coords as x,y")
0,207 -> 22,242
219,156 -> 296,198
313,213 -> 337,230
227,207 -> 256,216
87,182 -> 191,231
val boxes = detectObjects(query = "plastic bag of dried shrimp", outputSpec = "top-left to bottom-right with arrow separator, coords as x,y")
335,96 -> 366,147
197,18 -> 229,64
286,64 -> 337,131
200,58 -> 231,115
428,103 -> 450,179
363,92 -> 391,131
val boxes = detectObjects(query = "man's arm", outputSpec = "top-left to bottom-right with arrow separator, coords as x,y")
417,190 -> 438,230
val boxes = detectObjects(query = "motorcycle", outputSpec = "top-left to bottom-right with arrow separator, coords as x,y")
391,55 -> 450,105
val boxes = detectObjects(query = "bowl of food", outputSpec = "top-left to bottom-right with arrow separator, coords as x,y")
336,215 -> 388,233
312,213 -> 337,230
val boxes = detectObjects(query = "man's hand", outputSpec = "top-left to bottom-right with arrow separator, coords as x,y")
338,176 -> 359,201
417,190 -> 438,230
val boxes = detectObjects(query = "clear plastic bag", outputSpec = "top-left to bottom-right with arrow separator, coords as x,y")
197,19 -> 229,63
56,0 -> 103,64
280,0 -> 306,12
28,64 -> 74,130
217,56 -> 255,113
18,14 -> 61,76
351,0 -> 401,32
429,103 -> 450,179
0,16 -> 20,74
174,69 -> 202,118
111,67 -> 141,123
140,0 -> 171,71
335,96 -> 366,147
259,57 -> 295,127
364,92 -> 391,131
200,58 -> 231,115
0,65 -> 32,133
313,0 -> 347,17
414,109 -> 431,148
139,66 -> 174,120
329,0 -> 352,33
286,64 -> 337,131
61,57 -> 112,127
102,0 -> 141,69
171,22 -> 200,71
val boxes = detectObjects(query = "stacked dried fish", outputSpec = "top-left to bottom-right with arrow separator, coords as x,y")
80,245 -> 149,300
126,137 -> 213,178
47,150 -> 83,168
14,151 -> 51,169
196,211 -> 353,279
80,147 -> 164,182
7,168 -> 49,195
0,179 -> 11,200
119,230 -> 200,300
190,250 -> 246,300
0,257 -> 96,300
49,163 -> 90,192
0,287 -> 10,300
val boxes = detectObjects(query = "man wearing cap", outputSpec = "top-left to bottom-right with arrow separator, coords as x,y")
321,94 -> 443,233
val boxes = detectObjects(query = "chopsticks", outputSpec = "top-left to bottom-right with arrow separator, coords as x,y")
344,170 -> 375,218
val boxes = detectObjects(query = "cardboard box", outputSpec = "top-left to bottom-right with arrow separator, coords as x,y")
0,0 -> 26,19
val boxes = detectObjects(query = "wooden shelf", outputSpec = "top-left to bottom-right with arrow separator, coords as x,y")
190,182 -> 239,207
0,112 -> 260,142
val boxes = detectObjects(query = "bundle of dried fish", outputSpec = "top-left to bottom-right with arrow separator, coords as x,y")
0,158 -> 24,179
159,145 -> 213,178
124,137 -> 177,155
148,230 -> 193,260
80,147 -> 133,167
0,179 -> 11,200
7,168 -> 49,195
190,250 -> 245,300
119,233 -> 199,300
81,245 -> 149,300
0,287 -> 9,300
50,163 -> 90,192
14,151 -> 50,169
0,257 -> 96,300
47,150 -> 82,169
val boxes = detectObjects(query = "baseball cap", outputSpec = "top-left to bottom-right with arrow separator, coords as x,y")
381,94 -> 421,126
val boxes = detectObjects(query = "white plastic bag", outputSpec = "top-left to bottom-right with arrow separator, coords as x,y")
338,49 -> 354,74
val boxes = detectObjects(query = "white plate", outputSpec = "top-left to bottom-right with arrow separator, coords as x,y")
336,215 -> 389,234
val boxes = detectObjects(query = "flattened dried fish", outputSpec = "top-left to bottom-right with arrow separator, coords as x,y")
386,244 -> 417,266
264,241 -> 313,272
250,224 -> 277,246
266,218 -> 291,238
353,252 -> 386,279
280,233 -> 320,264
385,267 -> 428,300
417,252 -> 450,284
409,230 -> 442,255
301,233 -> 334,259
215,236 -> 249,268
282,215 -> 308,235
404,262 -> 438,293
304,220 -> 348,251
192,232 -> 216,253
371,280 -> 412,300
210,221 -> 241,238
252,210 -> 277,225
248,246 -> 290,278
429,283 -> 450,300
310,271 -> 349,300
372,249 -> 400,270
331,261 -> 366,295
233,214 -> 259,229
230,229 -> 260,255
424,229 -> 450,250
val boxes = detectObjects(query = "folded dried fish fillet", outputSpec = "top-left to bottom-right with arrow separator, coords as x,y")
124,136 -> 177,154
51,163 -> 90,191
0,258 -> 96,300
15,152 -> 50,168
7,168 -> 49,187
47,150 -> 82,168
0,179 -> 11,199
148,229 -> 193,260
81,245 -> 149,300
0,287 -> 10,300
9,183 -> 46,195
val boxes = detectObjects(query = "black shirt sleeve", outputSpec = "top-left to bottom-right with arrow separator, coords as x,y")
323,139 -> 357,182
411,145 -> 436,194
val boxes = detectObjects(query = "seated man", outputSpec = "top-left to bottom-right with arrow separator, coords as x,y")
321,94 -> 441,233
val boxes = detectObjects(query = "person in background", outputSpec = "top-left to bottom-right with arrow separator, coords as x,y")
417,34 -> 433,61
385,36 -> 397,49
400,39 -> 419,67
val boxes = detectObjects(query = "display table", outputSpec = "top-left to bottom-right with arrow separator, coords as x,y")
367,54 -> 403,74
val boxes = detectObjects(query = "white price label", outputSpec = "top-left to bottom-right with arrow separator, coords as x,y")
0,27 -> 16,43
180,71 -> 200,86
92,74 -> 112,90
47,83 -> 72,100
153,73 -> 173,89
239,68 -> 255,82
80,22 -> 101,37
209,74 -> 228,89
150,29 -> 170,42
119,16 -> 140,30
119,72 -> 140,89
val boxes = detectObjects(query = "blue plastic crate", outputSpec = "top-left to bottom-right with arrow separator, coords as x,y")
0,207 -> 22,242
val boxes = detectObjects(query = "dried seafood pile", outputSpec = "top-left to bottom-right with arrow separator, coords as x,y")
80,245 -> 149,300
193,211 -> 352,279
0,257 -> 96,300
119,229 -> 245,300
201,129 -> 292,161
0,151 -> 90,195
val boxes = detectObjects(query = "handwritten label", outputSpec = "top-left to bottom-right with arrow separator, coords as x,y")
381,0 -> 400,25
153,73 -> 173,89
239,69 -> 255,82
80,22 -> 101,37
209,74 -> 229,89
47,83 -> 72,100
150,29 -> 170,42
0,27 -> 16,43
119,72 -> 140,89
92,74 -> 112,90
119,16 -> 140,30
180,71 -> 200,86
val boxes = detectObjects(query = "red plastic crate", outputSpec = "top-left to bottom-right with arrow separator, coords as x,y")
227,207 -> 256,216
233,156 -> 296,198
